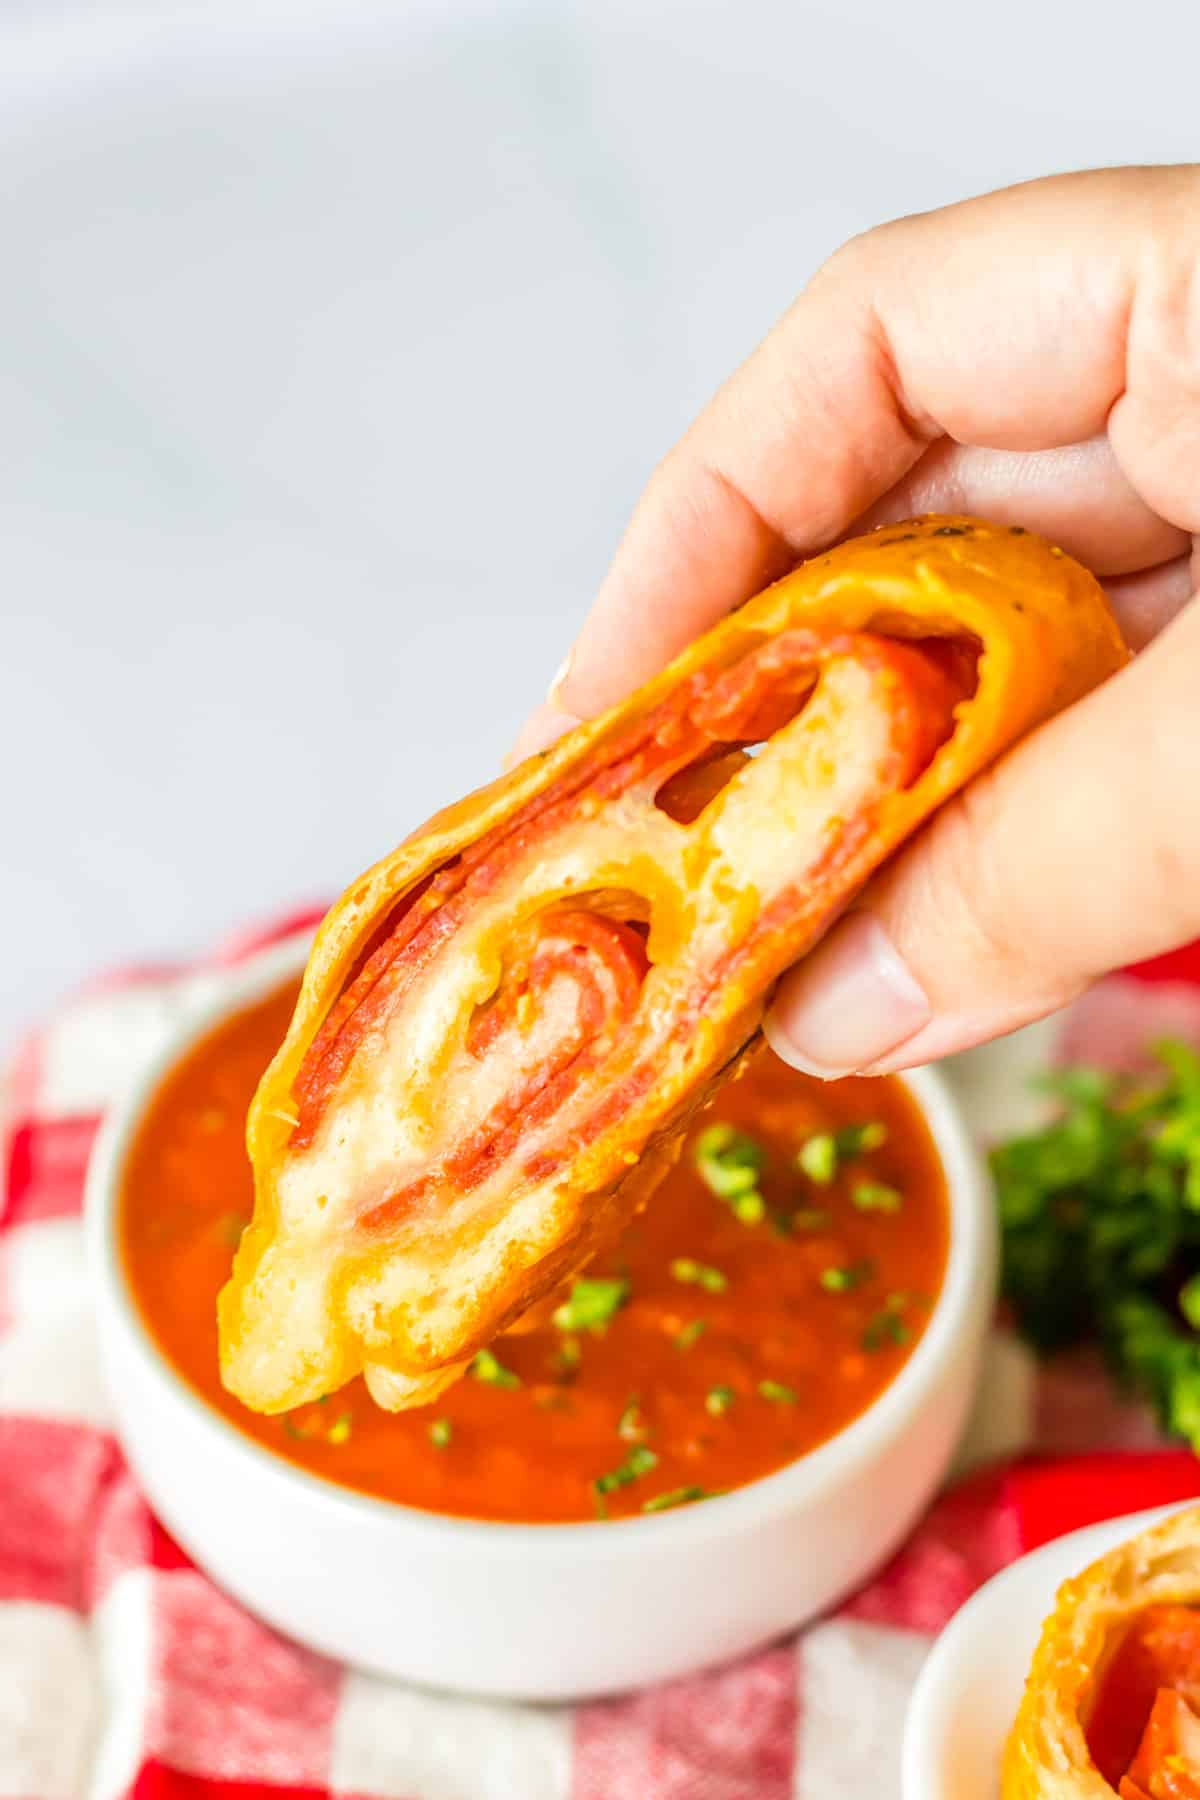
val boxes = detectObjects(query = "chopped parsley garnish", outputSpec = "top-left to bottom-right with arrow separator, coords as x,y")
797,1121 -> 888,1185
670,1257 -> 728,1293
862,1307 -> 911,1351
470,1348 -> 521,1389
729,1189 -> 766,1224
429,1417 -> 453,1449
820,1259 -> 876,1293
594,1444 -> 658,1494
838,1120 -> 889,1156
852,1180 -> 903,1213
327,1412 -> 353,1445
996,1041 -> 1200,1450
705,1384 -> 736,1416
797,1132 -> 838,1185
553,1276 -> 630,1332
695,1123 -> 765,1193
642,1485 -> 717,1513
694,1123 -> 767,1222
758,1378 -> 797,1404
592,1444 -> 658,1514
674,1318 -> 708,1351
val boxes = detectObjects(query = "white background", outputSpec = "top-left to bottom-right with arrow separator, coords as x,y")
2,0 -> 1196,1043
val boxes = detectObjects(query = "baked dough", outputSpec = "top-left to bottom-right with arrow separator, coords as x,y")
218,515 -> 1126,1414
1003,1506 -> 1200,1798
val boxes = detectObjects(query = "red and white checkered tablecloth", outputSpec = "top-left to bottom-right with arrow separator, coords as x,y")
6,913 -> 1200,1800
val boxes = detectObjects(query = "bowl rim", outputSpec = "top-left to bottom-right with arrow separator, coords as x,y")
85,931 -> 996,1557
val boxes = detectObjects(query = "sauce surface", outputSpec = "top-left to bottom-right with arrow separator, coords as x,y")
119,980 -> 949,1523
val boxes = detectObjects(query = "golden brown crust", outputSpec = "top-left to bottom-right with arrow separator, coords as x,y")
218,515 -> 1127,1414
1002,1505 -> 1200,1798
247,516 -> 1124,1123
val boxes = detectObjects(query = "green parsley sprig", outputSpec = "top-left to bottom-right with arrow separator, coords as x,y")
996,1040 -> 1200,1449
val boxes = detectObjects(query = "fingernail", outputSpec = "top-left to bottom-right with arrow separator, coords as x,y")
505,655 -> 579,769
764,912 -> 932,1078
546,654 -> 573,708
504,700 -> 582,770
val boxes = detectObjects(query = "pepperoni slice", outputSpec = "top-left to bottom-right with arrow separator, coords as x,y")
289,628 -> 967,1225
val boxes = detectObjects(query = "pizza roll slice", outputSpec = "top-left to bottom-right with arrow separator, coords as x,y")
219,515 -> 1125,1413
1005,1506 -> 1200,1798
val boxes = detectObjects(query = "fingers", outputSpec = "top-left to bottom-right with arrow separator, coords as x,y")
508,443 -> 1195,764
1103,556 -> 1198,651
506,698 -> 578,767
557,307 -> 929,718
542,164 -> 1199,724
852,436 -> 1190,578
506,552 -> 1197,766
765,593 -> 1200,1077
858,437 -> 1197,648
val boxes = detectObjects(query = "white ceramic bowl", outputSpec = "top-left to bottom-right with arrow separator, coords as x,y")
86,937 -> 997,1701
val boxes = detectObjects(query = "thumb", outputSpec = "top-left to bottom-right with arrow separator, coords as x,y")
765,597 -> 1200,1076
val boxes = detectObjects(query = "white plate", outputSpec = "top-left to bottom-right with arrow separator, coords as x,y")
902,1503 -> 1187,1799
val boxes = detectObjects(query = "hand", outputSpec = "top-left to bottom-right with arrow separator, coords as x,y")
510,165 -> 1200,1076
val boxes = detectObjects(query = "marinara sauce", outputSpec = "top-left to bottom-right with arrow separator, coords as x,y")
119,979 -> 949,1523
